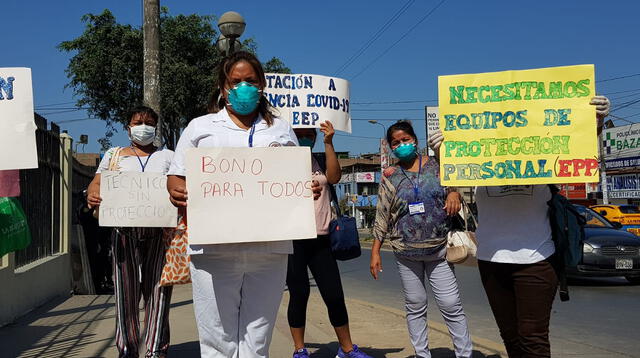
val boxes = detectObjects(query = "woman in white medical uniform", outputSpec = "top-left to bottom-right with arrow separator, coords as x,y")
166,51 -> 318,358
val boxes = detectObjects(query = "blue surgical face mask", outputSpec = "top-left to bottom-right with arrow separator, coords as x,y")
393,142 -> 417,161
298,137 -> 315,148
226,81 -> 261,115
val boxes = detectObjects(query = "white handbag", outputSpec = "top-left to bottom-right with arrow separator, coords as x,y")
446,200 -> 478,264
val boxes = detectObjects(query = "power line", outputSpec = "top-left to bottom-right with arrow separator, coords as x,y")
351,108 -> 424,112
602,87 -> 640,96
350,0 -> 448,80
611,98 -> 640,113
34,101 -> 76,107
53,117 -> 100,124
609,91 -> 640,101
35,106 -> 90,110
351,99 -> 437,105
597,73 -> 640,83
351,118 -> 422,121
609,114 -> 639,126
39,108 -> 87,116
336,133 -> 426,141
334,0 -> 415,76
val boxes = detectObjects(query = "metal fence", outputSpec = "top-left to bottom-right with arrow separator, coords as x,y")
72,158 -> 96,225
14,115 -> 61,267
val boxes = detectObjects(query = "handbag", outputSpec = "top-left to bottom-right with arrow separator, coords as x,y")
446,199 -> 478,264
0,197 -> 31,257
92,147 -> 123,219
160,215 -> 191,286
327,184 -> 361,261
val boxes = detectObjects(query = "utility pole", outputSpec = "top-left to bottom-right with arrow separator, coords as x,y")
352,163 -> 356,218
599,131 -> 609,204
143,0 -> 162,147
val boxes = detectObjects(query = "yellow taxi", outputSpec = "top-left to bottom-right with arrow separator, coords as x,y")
590,205 -> 640,236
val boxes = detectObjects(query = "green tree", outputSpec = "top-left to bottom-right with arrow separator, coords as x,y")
59,9 -> 290,150
263,57 -> 292,74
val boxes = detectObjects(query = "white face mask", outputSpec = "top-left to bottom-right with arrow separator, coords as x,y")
129,124 -> 156,146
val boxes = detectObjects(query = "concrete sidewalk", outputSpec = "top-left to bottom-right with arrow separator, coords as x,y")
0,285 -> 505,358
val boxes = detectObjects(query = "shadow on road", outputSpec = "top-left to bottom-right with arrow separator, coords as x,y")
428,348 -> 502,358
306,341 -> 403,357
0,295 -> 115,358
304,342 -> 503,358
169,341 -> 200,357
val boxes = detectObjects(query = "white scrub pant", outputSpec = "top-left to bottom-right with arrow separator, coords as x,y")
190,252 -> 288,358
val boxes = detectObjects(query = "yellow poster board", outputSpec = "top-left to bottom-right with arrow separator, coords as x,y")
438,64 -> 598,186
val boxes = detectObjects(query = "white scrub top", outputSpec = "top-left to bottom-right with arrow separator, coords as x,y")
97,147 -> 174,174
168,108 -> 299,255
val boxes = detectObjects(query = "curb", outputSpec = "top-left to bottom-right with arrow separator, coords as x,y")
346,297 -> 507,356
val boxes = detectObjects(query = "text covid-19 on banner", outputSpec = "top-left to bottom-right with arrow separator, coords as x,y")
264,74 -> 351,133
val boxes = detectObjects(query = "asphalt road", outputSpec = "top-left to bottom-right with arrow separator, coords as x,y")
334,248 -> 640,357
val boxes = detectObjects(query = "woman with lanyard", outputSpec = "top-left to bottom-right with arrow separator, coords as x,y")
87,106 -> 174,358
166,51 -> 320,358
370,121 -> 472,358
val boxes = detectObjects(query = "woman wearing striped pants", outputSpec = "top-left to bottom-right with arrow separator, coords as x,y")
87,106 -> 174,358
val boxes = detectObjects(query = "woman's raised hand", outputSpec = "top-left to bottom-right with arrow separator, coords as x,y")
428,129 -> 444,153
320,120 -> 335,145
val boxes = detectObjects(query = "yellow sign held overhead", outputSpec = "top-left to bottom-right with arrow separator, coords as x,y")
437,64 -> 599,186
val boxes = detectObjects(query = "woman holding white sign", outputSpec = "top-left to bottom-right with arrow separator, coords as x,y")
166,51 -> 320,358
370,121 -> 473,358
87,106 -> 174,358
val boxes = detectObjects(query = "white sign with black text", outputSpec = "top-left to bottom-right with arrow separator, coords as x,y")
99,171 -> 178,227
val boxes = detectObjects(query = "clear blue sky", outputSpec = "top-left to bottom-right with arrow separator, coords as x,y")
2,0 -> 639,155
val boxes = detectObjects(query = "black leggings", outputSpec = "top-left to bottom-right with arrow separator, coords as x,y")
286,235 -> 349,328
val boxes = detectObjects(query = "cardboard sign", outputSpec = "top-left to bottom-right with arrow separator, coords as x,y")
425,106 -> 439,156
99,171 -> 178,227
185,147 -> 317,245
0,68 -> 38,170
438,64 -> 598,186
380,138 -> 390,172
264,73 -> 351,133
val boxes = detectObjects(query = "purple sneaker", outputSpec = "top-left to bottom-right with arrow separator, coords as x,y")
335,345 -> 373,358
293,348 -> 310,358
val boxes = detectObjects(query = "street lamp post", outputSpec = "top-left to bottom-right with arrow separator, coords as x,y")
217,11 -> 246,56
367,120 -> 386,138
368,120 -> 389,173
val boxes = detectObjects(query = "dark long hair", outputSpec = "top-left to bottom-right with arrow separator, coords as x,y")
386,120 -> 418,145
207,51 -> 275,126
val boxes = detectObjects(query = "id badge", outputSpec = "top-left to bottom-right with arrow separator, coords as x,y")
408,201 -> 425,216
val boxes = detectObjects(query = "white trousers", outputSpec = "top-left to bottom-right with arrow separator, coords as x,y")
190,252 -> 288,358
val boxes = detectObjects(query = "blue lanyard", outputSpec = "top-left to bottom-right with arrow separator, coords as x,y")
399,154 -> 422,200
132,147 -> 153,172
248,119 -> 259,147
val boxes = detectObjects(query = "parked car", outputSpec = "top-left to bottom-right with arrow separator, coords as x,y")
570,205 -> 640,284
589,204 -> 640,236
